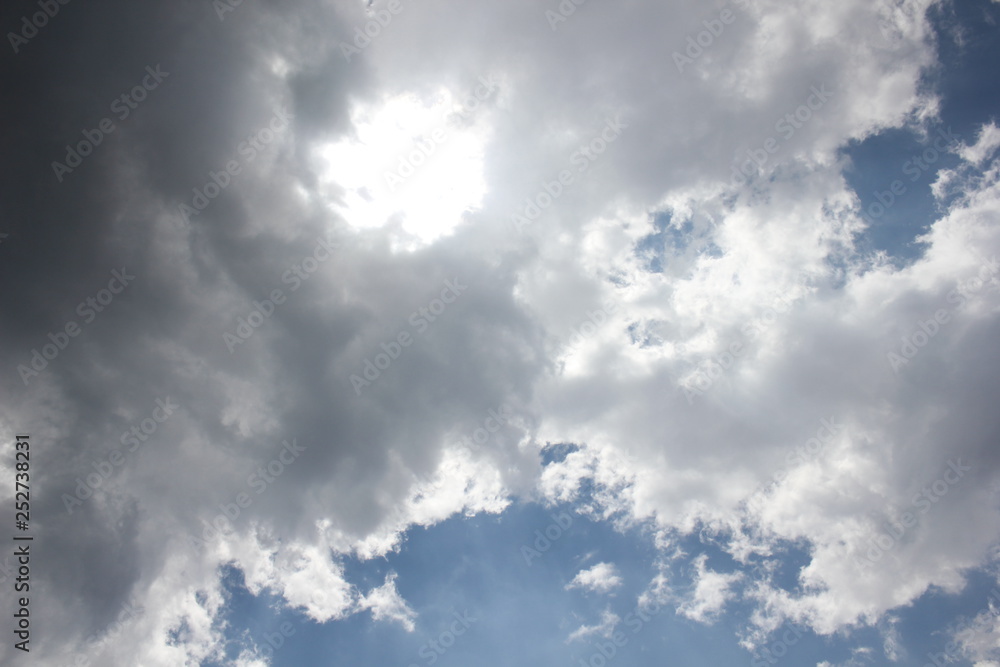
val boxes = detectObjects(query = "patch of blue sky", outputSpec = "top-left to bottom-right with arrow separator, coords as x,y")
218,463 -> 998,666
843,0 -> 1000,267
635,210 -> 722,275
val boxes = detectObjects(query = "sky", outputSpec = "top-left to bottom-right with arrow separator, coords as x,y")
1,0 -> 1000,665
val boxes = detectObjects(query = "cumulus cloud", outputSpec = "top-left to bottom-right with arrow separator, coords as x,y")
1,0 -> 998,663
358,572 -> 417,632
566,562 -> 624,595
676,555 -> 742,623
534,130 -> 1000,639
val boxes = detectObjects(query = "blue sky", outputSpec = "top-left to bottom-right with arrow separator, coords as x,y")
213,494 -> 998,666
3,0 -> 1000,665
844,1 -> 1000,266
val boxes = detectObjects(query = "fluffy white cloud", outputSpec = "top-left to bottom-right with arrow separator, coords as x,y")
535,137 -> 1000,639
566,562 -> 624,595
358,572 -> 418,632
676,555 -> 742,623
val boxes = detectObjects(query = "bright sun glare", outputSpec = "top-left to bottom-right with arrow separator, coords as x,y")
315,89 -> 491,250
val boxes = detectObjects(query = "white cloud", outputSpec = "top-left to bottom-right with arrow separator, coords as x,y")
948,583 -> 1000,665
566,562 -> 624,594
527,105 -> 1000,637
959,122 -> 1000,167
566,608 -> 621,643
358,572 -> 418,632
676,555 -> 742,623
232,531 -> 358,624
